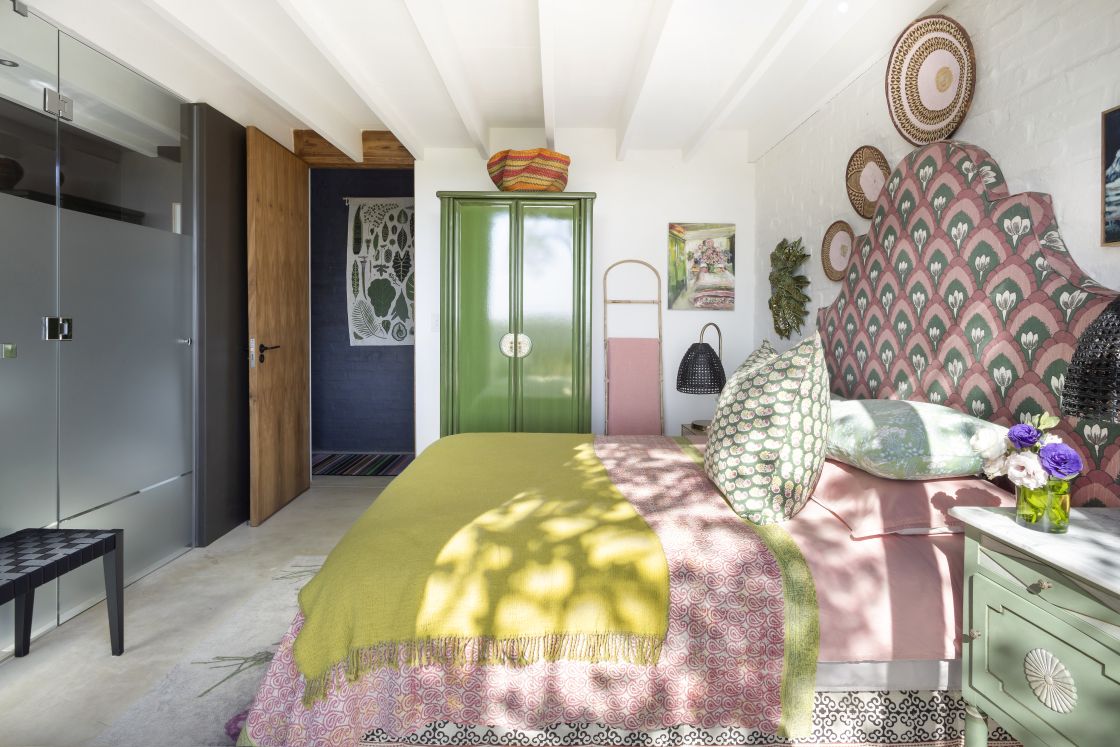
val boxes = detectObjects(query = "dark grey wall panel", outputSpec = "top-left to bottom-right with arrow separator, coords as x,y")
189,103 -> 248,546
310,169 -> 414,453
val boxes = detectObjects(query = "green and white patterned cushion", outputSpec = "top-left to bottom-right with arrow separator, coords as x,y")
827,399 -> 1008,480
731,340 -> 777,379
704,334 -> 831,524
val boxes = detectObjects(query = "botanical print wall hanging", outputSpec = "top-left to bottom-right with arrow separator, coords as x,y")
667,223 -> 735,310
768,237 -> 810,339
1104,104 -> 1120,246
345,197 -> 415,346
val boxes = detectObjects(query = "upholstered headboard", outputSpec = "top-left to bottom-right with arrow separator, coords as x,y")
818,141 -> 1120,507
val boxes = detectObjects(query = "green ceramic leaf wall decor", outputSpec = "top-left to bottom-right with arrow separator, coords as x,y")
768,237 -> 811,339
352,212 -> 362,255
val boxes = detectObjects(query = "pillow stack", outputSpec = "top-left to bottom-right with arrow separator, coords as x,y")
704,334 -> 832,524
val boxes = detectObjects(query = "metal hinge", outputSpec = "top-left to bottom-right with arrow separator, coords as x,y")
42,316 -> 73,341
43,89 -> 73,121
11,1 -> 29,17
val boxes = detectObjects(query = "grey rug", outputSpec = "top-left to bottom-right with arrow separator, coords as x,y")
93,557 -> 323,747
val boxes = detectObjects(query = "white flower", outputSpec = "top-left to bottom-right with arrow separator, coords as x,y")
983,454 -> 1009,479
1041,433 -> 1063,446
1007,452 -> 1049,490
971,429 -> 1009,460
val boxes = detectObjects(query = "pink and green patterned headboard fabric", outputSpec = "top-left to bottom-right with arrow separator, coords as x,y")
818,140 -> 1120,507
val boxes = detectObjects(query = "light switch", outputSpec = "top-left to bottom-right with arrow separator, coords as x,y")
2,343 -> 15,359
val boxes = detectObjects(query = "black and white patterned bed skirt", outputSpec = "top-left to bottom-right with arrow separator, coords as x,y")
360,691 -> 1018,746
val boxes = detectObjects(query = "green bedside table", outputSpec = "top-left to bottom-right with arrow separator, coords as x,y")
950,507 -> 1120,747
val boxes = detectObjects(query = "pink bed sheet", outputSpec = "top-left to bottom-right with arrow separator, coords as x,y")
785,498 -> 963,663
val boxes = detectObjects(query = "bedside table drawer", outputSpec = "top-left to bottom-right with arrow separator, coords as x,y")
969,574 -> 1120,747
979,538 -> 1120,630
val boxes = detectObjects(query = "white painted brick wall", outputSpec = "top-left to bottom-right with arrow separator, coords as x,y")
754,0 -> 1120,348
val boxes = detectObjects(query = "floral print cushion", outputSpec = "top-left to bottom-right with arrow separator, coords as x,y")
827,398 -> 1008,480
704,334 -> 831,524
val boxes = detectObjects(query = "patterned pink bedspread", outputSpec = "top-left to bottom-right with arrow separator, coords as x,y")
242,437 -> 786,746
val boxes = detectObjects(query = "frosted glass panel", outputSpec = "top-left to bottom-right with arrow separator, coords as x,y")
58,210 -> 192,518
0,193 -> 57,534
58,475 -> 192,621
0,14 -> 60,655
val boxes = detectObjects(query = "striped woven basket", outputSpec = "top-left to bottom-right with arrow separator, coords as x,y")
486,148 -> 570,192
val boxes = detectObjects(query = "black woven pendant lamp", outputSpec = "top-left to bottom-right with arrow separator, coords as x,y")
1062,297 -> 1120,422
677,322 -> 726,430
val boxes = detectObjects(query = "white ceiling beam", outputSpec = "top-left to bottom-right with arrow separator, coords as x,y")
141,0 -> 368,160
615,0 -> 675,160
403,0 -> 490,158
744,0 -> 940,161
537,0 -> 558,149
277,0 -> 425,160
681,0 -> 820,160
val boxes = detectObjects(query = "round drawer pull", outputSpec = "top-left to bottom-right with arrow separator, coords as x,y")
967,629 -> 982,640
1030,579 -> 1054,593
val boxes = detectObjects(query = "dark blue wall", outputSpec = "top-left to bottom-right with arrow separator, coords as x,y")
311,169 -> 415,453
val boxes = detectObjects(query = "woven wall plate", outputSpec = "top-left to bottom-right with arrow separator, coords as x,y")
886,15 -> 976,145
845,145 -> 891,219
821,220 -> 855,281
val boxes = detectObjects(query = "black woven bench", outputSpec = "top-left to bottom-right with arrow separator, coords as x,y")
0,528 -> 123,656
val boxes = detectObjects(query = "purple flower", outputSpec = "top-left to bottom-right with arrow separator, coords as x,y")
1007,423 -> 1042,450
1039,442 -> 1083,480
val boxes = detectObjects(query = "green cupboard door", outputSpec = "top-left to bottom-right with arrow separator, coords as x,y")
517,201 -> 589,432
451,200 -> 515,433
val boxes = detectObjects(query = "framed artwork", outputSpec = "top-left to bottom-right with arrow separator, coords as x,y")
1104,104 -> 1120,246
667,223 -> 735,310
346,197 -> 415,345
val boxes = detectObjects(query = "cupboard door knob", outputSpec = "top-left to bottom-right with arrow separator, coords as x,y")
1032,579 -> 1053,592
967,629 -> 982,640
499,333 -> 516,358
515,333 -> 532,358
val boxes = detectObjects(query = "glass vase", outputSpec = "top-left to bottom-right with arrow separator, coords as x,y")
1015,479 -> 1071,534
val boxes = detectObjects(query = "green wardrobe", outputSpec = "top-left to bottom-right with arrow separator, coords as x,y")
440,191 -> 594,436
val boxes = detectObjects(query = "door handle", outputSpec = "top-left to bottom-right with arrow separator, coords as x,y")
258,343 -> 280,364
498,333 -> 532,358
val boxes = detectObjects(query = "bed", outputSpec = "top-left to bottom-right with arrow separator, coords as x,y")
239,141 -> 1116,747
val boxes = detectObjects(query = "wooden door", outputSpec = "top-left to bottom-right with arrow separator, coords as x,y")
247,127 -> 310,525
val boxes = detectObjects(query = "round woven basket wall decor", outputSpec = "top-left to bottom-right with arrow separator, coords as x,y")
822,220 -> 855,282
886,15 -> 976,145
845,145 -> 891,219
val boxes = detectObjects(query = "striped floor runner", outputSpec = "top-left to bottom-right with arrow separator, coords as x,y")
311,452 -> 414,477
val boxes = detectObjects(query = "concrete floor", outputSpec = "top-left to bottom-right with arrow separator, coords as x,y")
0,477 -> 386,747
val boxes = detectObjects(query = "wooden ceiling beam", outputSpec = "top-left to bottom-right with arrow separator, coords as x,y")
294,130 -> 415,169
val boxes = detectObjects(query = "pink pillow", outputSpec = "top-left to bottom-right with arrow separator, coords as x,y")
811,459 -> 1015,539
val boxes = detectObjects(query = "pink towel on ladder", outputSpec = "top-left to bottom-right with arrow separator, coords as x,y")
606,337 -> 662,435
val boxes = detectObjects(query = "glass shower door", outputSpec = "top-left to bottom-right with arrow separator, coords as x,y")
0,10 -> 60,651
55,32 -> 194,620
